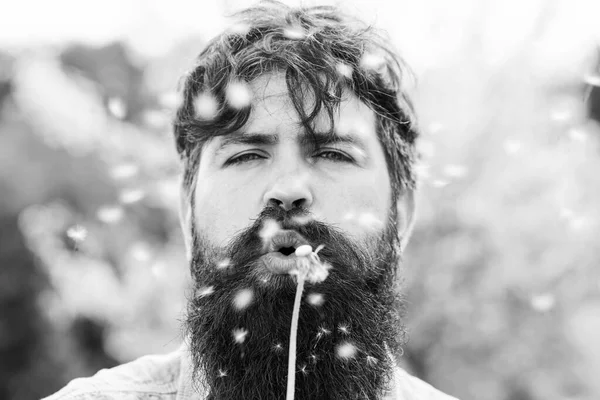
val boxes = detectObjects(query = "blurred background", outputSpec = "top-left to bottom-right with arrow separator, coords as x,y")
1,0 -> 599,399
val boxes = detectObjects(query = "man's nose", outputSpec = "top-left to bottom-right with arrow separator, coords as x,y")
263,171 -> 314,211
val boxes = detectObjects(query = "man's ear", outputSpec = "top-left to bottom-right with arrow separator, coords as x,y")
396,188 -> 416,253
179,184 -> 193,261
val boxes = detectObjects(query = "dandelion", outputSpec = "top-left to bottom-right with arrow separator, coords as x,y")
225,81 -> 253,109
286,244 -> 330,400
233,288 -> 254,310
194,92 -> 219,120
336,342 -> 357,360
232,328 -> 248,344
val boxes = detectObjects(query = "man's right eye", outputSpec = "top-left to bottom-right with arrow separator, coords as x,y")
225,153 -> 265,165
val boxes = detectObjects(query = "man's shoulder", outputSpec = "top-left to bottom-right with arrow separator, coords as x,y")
43,350 -> 182,400
393,367 -> 460,400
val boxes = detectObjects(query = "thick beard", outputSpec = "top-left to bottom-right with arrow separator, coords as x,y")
184,206 -> 406,400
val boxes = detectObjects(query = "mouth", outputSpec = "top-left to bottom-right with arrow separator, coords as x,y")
258,230 -> 310,275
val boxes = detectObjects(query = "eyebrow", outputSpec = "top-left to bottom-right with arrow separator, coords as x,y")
214,130 -> 367,156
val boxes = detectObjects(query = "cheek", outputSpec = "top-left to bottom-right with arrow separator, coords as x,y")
193,177 -> 263,246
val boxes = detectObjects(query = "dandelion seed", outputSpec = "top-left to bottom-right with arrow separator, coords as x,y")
259,219 -> 281,250
108,97 -> 126,119
551,109 -> 571,122
431,179 -> 449,188
414,162 -> 431,180
584,73 -> 600,86
357,213 -> 383,229
196,286 -> 214,297
360,52 -> 385,71
130,242 -> 152,262
119,188 -> 145,204
273,343 -> 284,352
336,342 -> 357,359
338,324 -> 350,334
228,22 -> 251,36
530,293 -> 555,312
503,139 -> 522,154
336,62 -> 353,79
159,92 -> 181,109
428,122 -> 443,134
343,212 -> 355,221
283,26 -> 306,40
233,288 -> 254,310
66,225 -> 87,242
194,92 -> 219,120
232,328 -> 248,343
299,364 -> 308,375
319,326 -> 331,335
217,258 -> 231,269
225,81 -> 253,109
96,205 -> 124,224
217,369 -> 228,378
366,355 -> 378,366
290,214 -> 314,226
568,127 -> 588,142
309,354 -> 318,364
417,140 -> 435,158
442,164 -> 468,179
307,293 -> 325,306
110,163 -> 138,180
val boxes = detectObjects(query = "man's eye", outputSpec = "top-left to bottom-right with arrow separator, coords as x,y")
226,153 -> 265,165
316,151 -> 353,163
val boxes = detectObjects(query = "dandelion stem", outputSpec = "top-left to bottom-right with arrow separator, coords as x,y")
286,270 -> 306,400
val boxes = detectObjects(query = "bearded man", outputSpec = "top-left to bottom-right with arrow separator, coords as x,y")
46,1 -> 459,399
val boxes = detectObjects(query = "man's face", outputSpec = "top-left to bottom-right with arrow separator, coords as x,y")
183,73 -> 408,399
191,72 -> 392,251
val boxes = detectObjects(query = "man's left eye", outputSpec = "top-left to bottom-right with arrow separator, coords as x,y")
315,151 -> 353,163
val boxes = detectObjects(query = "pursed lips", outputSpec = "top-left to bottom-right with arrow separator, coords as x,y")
259,230 -> 311,274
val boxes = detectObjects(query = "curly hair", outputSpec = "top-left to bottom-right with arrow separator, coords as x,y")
173,0 -> 419,205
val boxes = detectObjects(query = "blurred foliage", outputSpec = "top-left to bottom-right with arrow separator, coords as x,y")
1,4 -> 600,400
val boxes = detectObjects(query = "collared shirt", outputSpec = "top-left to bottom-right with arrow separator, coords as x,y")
44,344 -> 459,400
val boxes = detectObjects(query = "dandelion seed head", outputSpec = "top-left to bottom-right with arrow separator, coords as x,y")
307,293 -> 325,306
225,81 -> 253,109
336,342 -> 357,359
119,188 -> 145,204
66,225 -> 87,242
232,328 -> 248,343
294,244 -> 313,257
233,288 -> 254,310
194,92 -> 219,120
305,261 -> 331,284
96,205 -> 124,224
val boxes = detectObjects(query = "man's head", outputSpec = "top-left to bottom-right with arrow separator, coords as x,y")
173,1 -> 419,398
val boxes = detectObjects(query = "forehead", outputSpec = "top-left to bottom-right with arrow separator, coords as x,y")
245,72 -> 376,137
